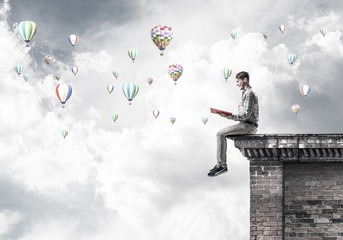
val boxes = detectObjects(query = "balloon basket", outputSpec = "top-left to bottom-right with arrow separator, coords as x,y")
62,105 -> 65,108
132,60 -> 135,63
174,83 -> 177,85
129,102 -> 132,105
160,52 -> 164,56
26,44 -> 29,47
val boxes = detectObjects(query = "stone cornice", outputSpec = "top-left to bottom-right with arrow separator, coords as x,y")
230,134 -> 343,161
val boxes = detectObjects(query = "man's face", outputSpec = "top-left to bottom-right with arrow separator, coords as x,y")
236,78 -> 245,90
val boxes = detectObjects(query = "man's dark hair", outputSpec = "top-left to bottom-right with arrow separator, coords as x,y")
236,71 -> 249,81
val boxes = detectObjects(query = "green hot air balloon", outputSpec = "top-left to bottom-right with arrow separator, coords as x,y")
18,21 -> 37,47
221,68 -> 232,82
128,48 -> 138,63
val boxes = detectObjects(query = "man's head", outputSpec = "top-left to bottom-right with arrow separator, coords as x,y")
236,71 -> 250,90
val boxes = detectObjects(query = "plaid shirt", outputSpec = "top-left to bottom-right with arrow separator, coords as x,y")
232,87 -> 259,123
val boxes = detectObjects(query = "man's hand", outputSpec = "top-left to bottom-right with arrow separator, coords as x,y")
218,112 -> 233,119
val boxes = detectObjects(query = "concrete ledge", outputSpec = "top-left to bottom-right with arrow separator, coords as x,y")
229,134 -> 343,162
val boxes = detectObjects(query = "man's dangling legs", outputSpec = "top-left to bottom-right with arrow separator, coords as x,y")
216,122 -> 257,168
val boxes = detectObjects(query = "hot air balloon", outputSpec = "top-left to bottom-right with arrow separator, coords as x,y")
112,113 -> 119,122
18,21 -> 37,47
55,74 -> 61,81
44,55 -> 53,65
231,31 -> 237,39
201,117 -> 208,125
288,53 -> 296,65
153,110 -> 159,119
263,32 -> 269,40
113,70 -> 119,80
170,117 -> 176,125
292,104 -> 300,114
320,28 -> 328,37
122,82 -> 139,105
14,64 -> 24,76
55,83 -> 72,107
68,34 -> 79,46
221,67 -> 232,82
279,24 -> 286,33
168,64 -> 183,85
147,78 -> 153,86
71,66 -> 78,75
23,74 -> 29,81
62,129 -> 68,139
107,85 -> 114,94
151,25 -> 173,56
300,84 -> 311,97
128,48 -> 138,63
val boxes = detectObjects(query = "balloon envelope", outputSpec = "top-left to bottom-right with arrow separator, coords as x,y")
18,21 -> 37,46
14,64 -> 24,76
300,84 -> 311,96
201,117 -> 208,125
71,66 -> 78,75
288,53 -> 296,65
147,78 -> 153,85
44,55 -> 53,64
23,74 -> 29,81
113,70 -> 119,79
62,129 -> 68,138
231,31 -> 237,39
153,110 -> 160,119
55,83 -> 72,105
107,85 -> 114,94
112,113 -> 119,122
168,64 -> 183,84
151,25 -> 173,55
292,104 -> 300,114
320,28 -> 328,37
170,117 -> 176,124
263,32 -> 269,39
128,49 -> 138,62
122,82 -> 139,104
279,24 -> 286,33
221,67 -> 232,81
68,34 -> 79,46
55,74 -> 61,80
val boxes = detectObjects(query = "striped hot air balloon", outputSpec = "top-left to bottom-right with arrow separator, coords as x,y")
14,64 -> 24,76
107,85 -> 114,94
279,24 -> 286,33
23,74 -> 29,81
292,104 -> 300,115
320,28 -> 328,37
147,78 -> 153,86
288,53 -> 296,65
170,117 -> 176,125
221,67 -> 232,82
112,70 -> 119,80
168,64 -> 183,85
128,48 -> 138,63
62,129 -> 68,139
153,110 -> 160,119
300,84 -> 311,97
112,113 -> 119,122
18,21 -> 37,47
151,25 -> 173,56
71,66 -> 78,75
231,31 -> 237,39
122,82 -> 139,105
68,34 -> 79,46
263,32 -> 269,40
201,117 -> 208,125
55,83 -> 72,107
44,55 -> 53,65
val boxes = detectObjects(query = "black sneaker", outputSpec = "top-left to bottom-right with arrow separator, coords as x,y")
208,165 -> 218,173
207,165 -> 228,177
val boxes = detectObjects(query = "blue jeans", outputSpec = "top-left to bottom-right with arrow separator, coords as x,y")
217,122 -> 257,168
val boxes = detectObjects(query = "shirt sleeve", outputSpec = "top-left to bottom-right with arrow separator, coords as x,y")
232,91 -> 255,121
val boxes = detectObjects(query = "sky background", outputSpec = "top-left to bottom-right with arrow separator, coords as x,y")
1,0 -> 343,239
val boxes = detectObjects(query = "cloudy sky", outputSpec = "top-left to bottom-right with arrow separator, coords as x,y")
1,0 -> 343,239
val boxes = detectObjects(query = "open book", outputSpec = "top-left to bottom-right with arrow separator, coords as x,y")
210,108 -> 232,115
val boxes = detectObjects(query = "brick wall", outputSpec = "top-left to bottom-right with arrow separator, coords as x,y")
284,162 -> 343,240
250,161 -> 284,240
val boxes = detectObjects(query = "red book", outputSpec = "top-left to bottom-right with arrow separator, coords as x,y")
210,108 -> 232,115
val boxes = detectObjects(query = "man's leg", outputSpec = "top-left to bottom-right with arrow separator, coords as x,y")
217,122 -> 257,168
